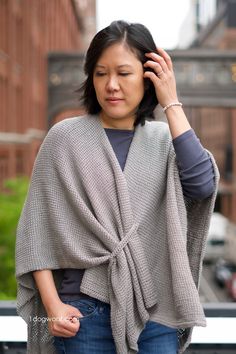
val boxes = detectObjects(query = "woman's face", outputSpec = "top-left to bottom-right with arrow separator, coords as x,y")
93,43 -> 145,129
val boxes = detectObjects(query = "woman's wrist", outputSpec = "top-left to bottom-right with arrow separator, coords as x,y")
44,298 -> 63,316
164,105 -> 191,139
163,101 -> 182,113
43,294 -> 62,313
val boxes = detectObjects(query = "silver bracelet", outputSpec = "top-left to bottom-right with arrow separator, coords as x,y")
163,102 -> 183,113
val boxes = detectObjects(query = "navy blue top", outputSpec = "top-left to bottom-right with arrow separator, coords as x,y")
105,128 -> 134,171
173,128 -> 215,199
59,127 -> 215,299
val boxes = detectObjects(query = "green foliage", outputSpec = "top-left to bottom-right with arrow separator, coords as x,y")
0,177 -> 29,299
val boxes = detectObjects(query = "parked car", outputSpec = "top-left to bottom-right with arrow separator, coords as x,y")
214,258 -> 236,287
226,273 -> 236,301
204,212 -> 229,263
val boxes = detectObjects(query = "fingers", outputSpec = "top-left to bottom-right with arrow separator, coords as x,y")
143,70 -> 159,84
49,316 -> 80,337
144,48 -> 173,75
144,53 -> 168,75
47,303 -> 83,337
157,47 -> 173,70
144,60 -> 165,78
143,48 -> 177,107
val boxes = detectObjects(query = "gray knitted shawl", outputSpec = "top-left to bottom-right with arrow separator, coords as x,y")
16,115 -> 219,354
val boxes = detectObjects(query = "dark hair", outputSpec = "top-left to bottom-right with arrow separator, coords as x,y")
79,20 -> 159,126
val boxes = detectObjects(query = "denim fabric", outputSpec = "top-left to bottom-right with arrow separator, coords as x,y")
54,298 -> 178,354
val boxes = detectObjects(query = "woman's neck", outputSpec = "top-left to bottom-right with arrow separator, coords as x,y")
99,113 -> 135,130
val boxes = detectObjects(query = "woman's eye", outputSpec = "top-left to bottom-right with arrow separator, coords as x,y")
119,72 -> 130,76
95,72 -> 106,76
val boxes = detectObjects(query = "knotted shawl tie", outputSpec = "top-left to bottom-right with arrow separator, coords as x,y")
107,223 -> 158,353
108,223 -> 139,267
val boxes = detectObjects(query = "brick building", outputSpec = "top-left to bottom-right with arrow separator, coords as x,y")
0,0 -> 96,187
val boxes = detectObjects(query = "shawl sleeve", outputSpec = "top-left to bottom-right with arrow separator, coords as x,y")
15,123 -> 70,353
169,148 -> 220,353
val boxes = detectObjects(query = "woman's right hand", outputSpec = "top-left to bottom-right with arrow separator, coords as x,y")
46,300 -> 83,337
32,270 -> 82,337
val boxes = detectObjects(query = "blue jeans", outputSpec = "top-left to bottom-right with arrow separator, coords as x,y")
54,298 -> 178,354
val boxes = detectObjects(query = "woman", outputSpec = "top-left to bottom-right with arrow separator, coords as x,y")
16,21 -> 219,354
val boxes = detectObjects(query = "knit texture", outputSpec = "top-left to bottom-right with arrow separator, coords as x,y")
15,115 -> 219,354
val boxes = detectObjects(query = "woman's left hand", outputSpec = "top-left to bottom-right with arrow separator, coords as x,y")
143,47 -> 178,108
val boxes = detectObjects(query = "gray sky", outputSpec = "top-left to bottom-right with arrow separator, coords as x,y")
96,0 -> 191,49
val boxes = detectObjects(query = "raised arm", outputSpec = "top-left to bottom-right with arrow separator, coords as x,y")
143,48 -> 216,199
143,47 -> 191,139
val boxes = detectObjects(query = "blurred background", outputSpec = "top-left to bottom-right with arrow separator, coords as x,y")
0,0 -> 236,308
1,1 -> 236,353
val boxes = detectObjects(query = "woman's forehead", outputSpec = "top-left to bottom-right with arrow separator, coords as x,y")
96,43 -> 141,66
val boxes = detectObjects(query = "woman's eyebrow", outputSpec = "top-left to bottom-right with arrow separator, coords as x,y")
95,64 -> 106,68
117,64 -> 133,68
95,64 -> 133,69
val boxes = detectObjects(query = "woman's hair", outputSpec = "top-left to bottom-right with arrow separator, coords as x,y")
79,20 -> 159,126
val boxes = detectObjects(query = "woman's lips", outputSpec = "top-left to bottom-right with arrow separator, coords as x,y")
106,97 -> 123,103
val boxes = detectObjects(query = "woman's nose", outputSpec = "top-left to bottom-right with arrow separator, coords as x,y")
106,75 -> 120,91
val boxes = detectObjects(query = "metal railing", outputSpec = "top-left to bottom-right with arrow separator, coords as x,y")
1,301 -> 236,354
